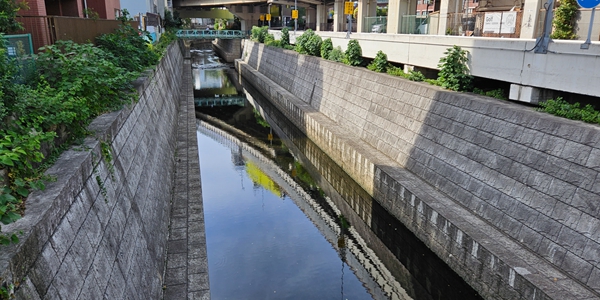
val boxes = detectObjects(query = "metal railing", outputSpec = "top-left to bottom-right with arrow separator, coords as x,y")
176,30 -> 246,39
445,11 -> 523,38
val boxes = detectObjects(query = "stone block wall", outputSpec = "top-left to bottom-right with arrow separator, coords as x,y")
0,42 -> 183,299
213,38 -> 242,63
237,41 -> 600,299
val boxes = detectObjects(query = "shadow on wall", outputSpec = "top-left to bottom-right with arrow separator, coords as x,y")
238,40 -> 600,300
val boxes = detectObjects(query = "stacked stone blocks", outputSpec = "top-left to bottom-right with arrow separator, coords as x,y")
237,41 -> 600,299
0,43 -> 184,299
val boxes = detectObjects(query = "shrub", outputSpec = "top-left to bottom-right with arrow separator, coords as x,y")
367,50 -> 388,73
407,70 -> 425,82
295,29 -> 322,56
96,21 -> 159,72
539,97 -> 600,123
321,38 -> 333,59
251,26 -> 269,43
437,45 -> 472,91
551,0 -> 578,40
281,27 -> 290,48
328,46 -> 345,62
343,39 -> 363,66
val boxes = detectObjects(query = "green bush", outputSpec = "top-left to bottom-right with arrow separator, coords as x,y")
551,0 -> 578,40
343,39 -> 363,66
265,34 -> 282,47
437,45 -> 472,91
367,50 -> 388,73
281,27 -> 290,48
295,29 -> 322,56
328,46 -> 345,62
251,26 -> 269,43
96,21 -> 159,72
539,97 -> 600,123
320,38 -> 333,59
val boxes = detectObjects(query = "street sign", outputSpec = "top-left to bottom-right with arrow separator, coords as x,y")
577,0 -> 600,8
292,10 -> 298,19
266,14 -> 271,21
259,14 -> 264,21
344,2 -> 354,14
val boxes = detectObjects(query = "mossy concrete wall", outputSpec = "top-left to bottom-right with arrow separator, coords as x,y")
0,43 -> 183,299
237,40 -> 600,300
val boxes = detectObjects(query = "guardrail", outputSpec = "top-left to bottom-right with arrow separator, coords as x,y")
176,30 -> 246,39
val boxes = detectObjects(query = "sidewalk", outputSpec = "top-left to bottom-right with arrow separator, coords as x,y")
163,57 -> 210,300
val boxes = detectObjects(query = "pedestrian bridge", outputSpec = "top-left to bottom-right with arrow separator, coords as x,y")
176,30 -> 246,39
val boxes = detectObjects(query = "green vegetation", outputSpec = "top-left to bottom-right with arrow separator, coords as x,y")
295,29 -> 322,56
343,39 -> 363,66
320,38 -> 333,60
551,0 -> 578,40
367,50 -> 388,73
280,27 -> 290,48
437,45 -> 472,92
539,97 -> 600,123
387,66 -> 425,82
0,12 -> 177,243
0,0 -> 27,33
251,26 -> 269,43
328,46 -> 345,62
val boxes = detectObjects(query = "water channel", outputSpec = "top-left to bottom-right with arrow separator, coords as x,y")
192,45 -> 484,300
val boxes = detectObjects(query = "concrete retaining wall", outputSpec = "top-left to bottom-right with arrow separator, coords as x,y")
0,42 -> 183,299
213,38 -> 241,63
237,40 -> 600,299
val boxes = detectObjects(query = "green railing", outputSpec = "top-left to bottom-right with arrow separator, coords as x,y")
176,30 -> 246,39
2,34 -> 34,57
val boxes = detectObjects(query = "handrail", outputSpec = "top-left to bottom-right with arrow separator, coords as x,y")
175,30 -> 246,39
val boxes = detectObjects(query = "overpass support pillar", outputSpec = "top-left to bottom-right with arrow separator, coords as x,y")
387,0 -> 416,33
357,0 -> 377,32
519,0 -> 544,38
333,0 -> 345,32
240,19 -> 248,32
316,4 -> 327,31
438,0 -> 461,35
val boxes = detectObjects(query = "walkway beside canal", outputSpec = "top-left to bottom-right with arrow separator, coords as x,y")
163,58 -> 210,299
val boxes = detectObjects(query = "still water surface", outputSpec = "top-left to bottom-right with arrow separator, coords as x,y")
194,48 -> 483,300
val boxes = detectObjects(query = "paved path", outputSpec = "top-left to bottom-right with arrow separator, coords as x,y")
163,57 -> 210,299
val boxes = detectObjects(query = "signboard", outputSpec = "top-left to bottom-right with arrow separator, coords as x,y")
344,2 -> 354,15
266,14 -> 271,21
482,12 -> 517,34
259,14 -> 265,21
577,0 -> 600,8
146,13 -> 160,26
292,10 -> 298,19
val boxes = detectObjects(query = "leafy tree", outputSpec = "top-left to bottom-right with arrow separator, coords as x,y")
320,38 -> 333,59
0,0 -> 27,33
251,26 -> 269,43
437,45 -> 472,91
343,39 -> 363,66
164,9 -> 184,29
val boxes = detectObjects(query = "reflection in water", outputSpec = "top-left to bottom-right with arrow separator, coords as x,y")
194,48 -> 482,300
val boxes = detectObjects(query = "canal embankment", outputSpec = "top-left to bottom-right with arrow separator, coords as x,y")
236,40 -> 600,299
0,42 -> 196,299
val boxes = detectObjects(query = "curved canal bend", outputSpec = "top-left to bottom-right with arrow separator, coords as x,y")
192,46 -> 483,300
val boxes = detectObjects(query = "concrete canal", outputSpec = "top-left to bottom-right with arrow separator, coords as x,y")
193,46 -> 483,299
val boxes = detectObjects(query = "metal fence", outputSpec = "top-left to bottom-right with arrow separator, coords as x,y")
3,34 -> 34,57
14,16 -> 139,53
